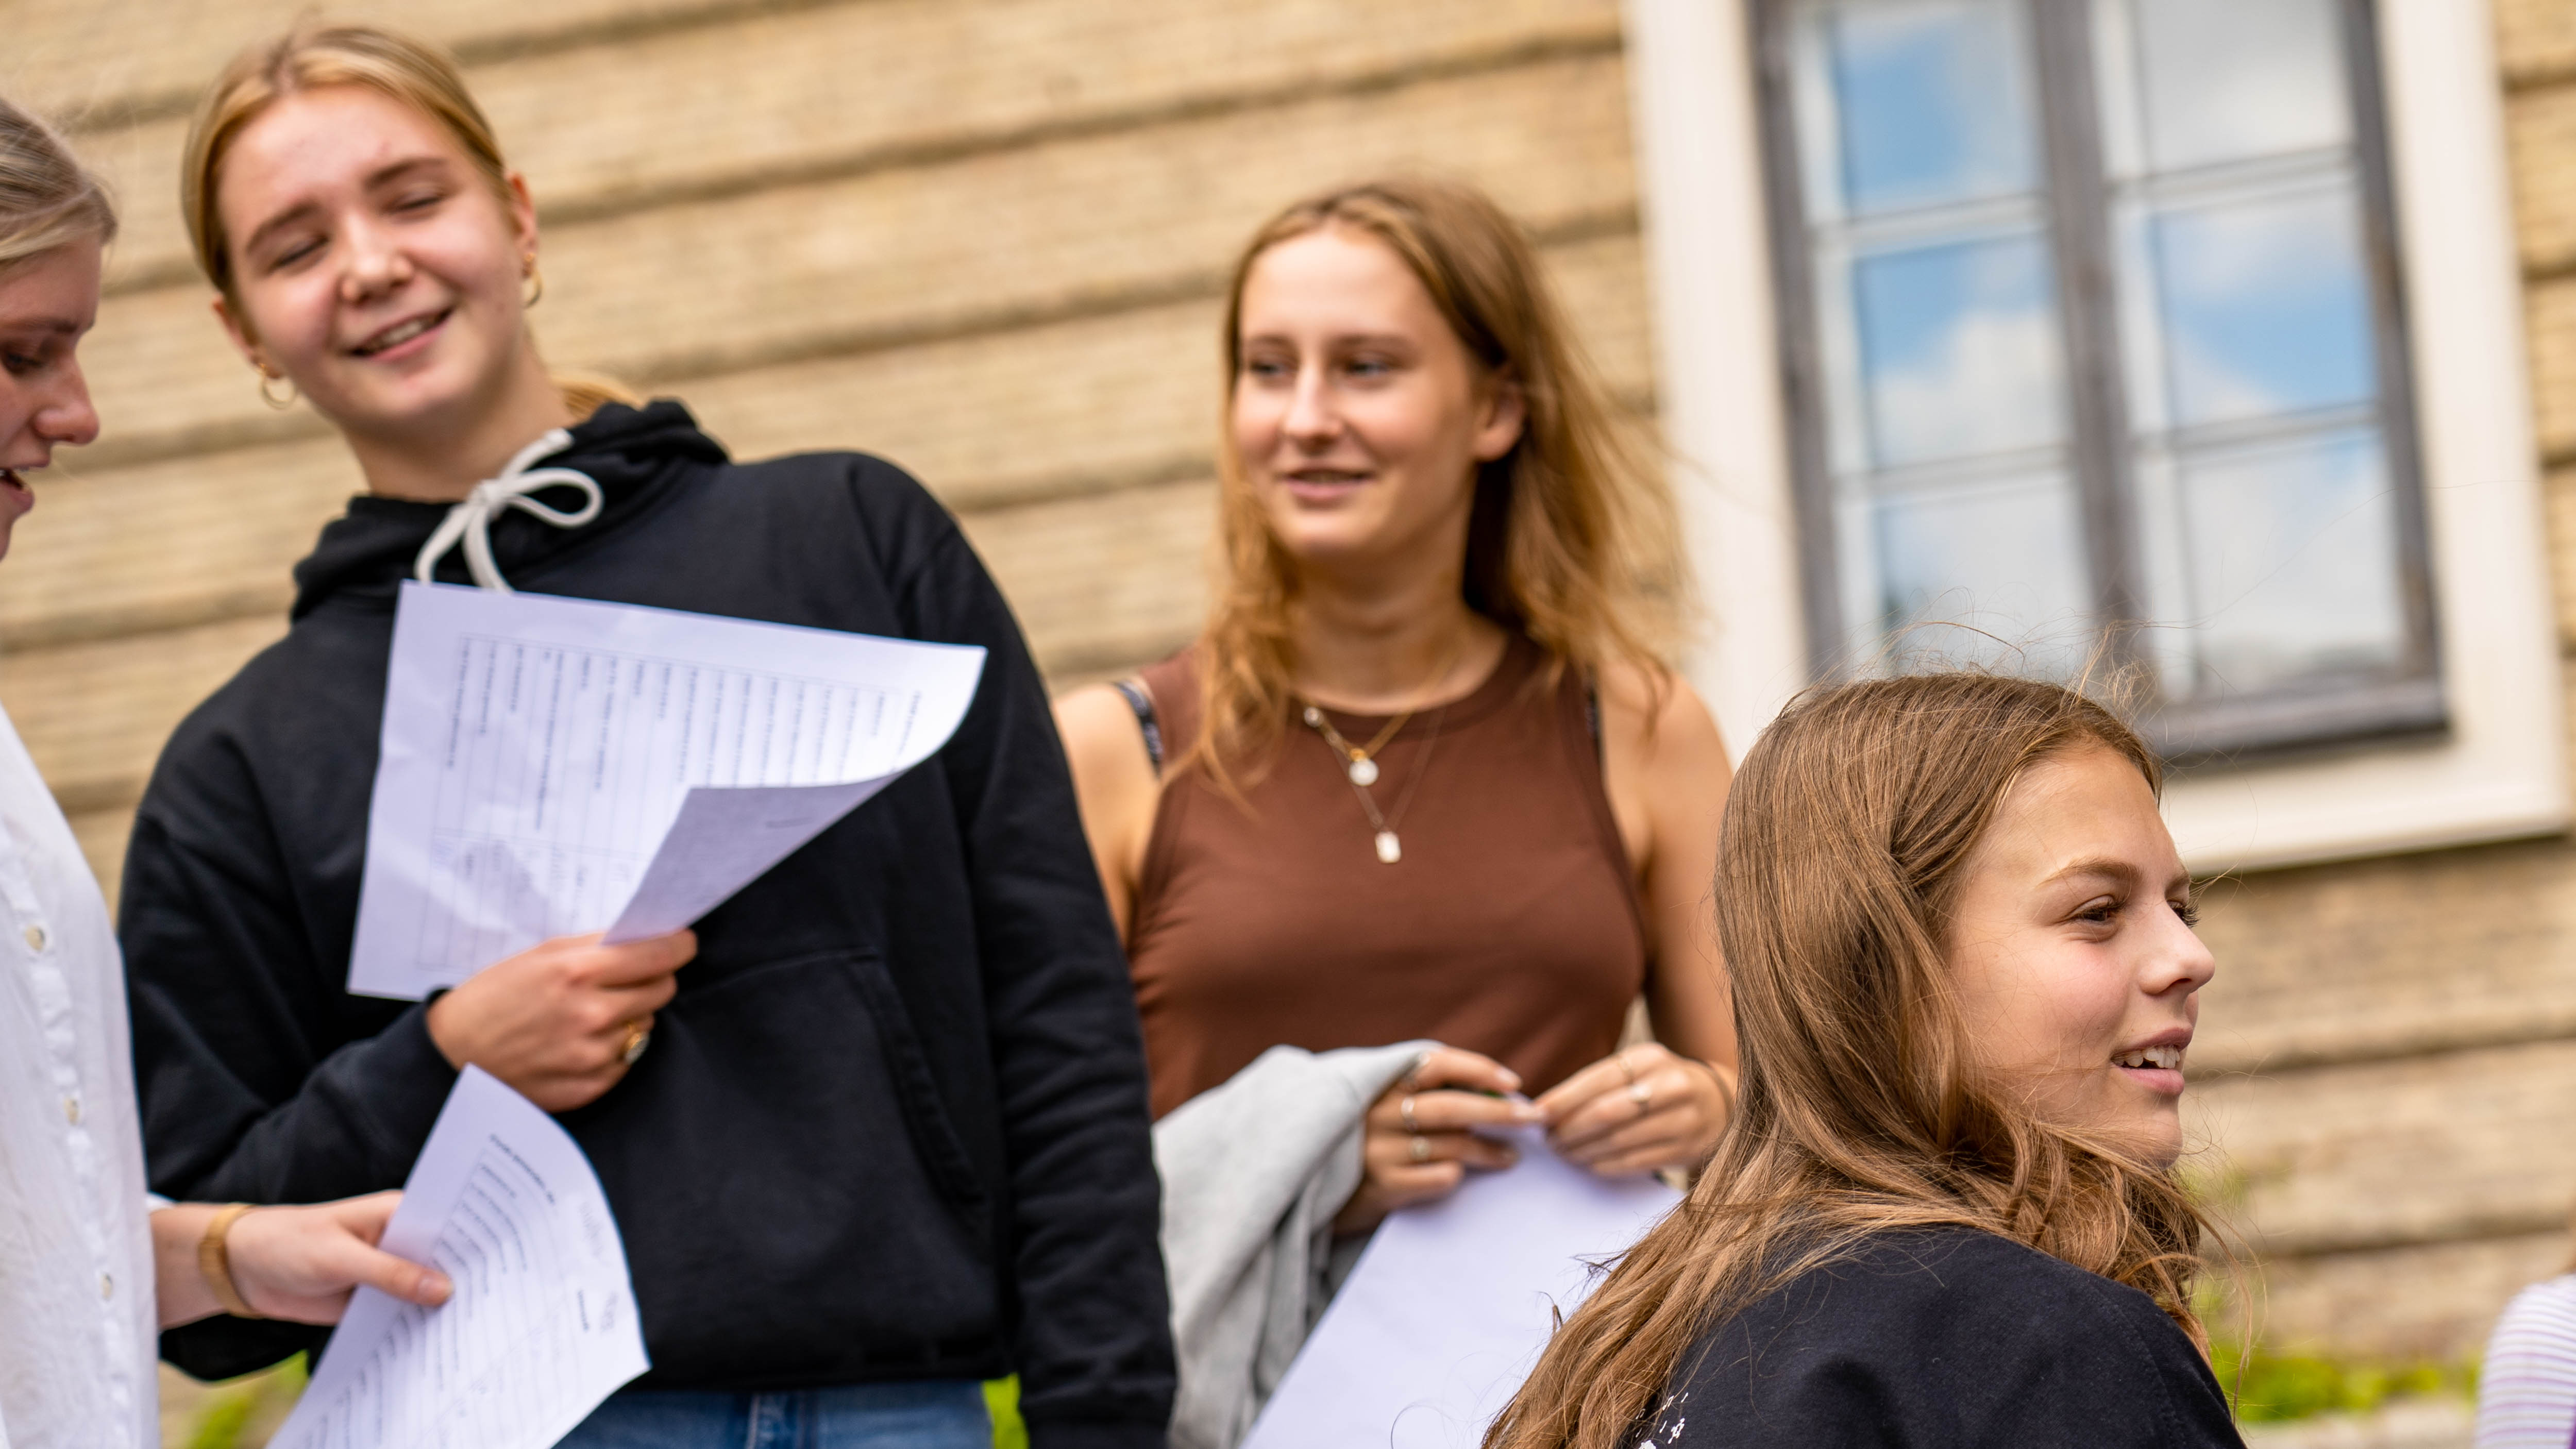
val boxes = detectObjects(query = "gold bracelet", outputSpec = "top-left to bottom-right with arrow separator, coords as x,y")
198,1203 -> 265,1320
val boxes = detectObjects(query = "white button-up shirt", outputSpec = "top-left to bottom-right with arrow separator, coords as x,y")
0,700 -> 156,1447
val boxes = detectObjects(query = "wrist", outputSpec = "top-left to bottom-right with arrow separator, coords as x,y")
1677,1056 -> 1732,1118
423,988 -> 470,1070
198,1204 -> 266,1320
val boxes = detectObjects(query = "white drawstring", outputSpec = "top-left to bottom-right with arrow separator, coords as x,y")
411,429 -> 604,593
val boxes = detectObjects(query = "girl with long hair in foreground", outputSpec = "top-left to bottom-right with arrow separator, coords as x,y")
1486,673 -> 2242,1448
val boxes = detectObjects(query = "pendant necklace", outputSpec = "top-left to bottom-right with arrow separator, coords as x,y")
1298,638 -> 1466,865
1309,702 -> 1411,789
1303,702 -> 1451,864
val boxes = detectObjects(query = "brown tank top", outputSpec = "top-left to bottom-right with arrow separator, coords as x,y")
1125,635 -> 1648,1118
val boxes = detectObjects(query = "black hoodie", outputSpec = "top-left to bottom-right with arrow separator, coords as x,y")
123,402 -> 1174,1444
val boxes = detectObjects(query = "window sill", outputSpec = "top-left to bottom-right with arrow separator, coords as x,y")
2150,675 -> 2447,766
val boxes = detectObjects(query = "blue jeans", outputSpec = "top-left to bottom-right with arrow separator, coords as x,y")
558,1381 -> 991,1449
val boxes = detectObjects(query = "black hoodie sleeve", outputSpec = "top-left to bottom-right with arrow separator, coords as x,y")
122,708 -> 459,1379
854,458 -> 1176,1447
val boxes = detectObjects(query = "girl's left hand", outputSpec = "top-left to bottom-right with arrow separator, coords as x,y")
1533,1042 -> 1735,1177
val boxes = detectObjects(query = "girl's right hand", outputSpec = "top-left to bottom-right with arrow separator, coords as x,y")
424,931 -> 696,1111
1334,1046 -> 1539,1236
219,1192 -> 451,1324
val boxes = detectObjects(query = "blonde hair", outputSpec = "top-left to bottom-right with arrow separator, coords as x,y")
1197,178 -> 1685,776
180,20 -> 636,419
0,94 -> 117,271
1486,673 -> 2222,1449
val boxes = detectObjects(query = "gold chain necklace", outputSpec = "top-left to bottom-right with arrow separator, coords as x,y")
1303,705 -> 1410,788
1297,638 -> 1468,865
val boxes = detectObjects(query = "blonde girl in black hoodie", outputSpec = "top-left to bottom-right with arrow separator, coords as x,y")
126,23 -> 1172,1446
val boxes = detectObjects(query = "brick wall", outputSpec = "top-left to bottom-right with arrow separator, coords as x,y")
2,0 -> 1654,905
2164,0 -> 2576,1362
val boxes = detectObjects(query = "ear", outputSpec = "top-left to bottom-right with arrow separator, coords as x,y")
211,293 -> 262,369
504,171 -> 540,260
1471,372 -> 1527,463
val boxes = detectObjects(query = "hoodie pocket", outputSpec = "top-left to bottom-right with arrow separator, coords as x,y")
572,946 -> 1003,1383
842,950 -> 991,1245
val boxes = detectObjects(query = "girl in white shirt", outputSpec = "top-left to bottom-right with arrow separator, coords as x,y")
0,93 -> 450,1447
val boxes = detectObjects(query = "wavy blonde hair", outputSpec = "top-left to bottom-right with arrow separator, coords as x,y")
0,95 -> 117,270
1196,178 -> 1685,776
179,20 -> 634,419
1486,672 -> 2223,1449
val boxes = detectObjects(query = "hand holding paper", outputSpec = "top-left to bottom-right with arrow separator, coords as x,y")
268,1066 -> 648,1449
422,929 -> 696,1113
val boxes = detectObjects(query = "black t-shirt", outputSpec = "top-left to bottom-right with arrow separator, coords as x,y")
1643,1227 -> 2244,1447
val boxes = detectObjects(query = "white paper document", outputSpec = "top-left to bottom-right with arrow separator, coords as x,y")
598,780 -> 883,943
271,1066 -> 648,1449
1242,1127 -> 1681,1449
349,582 -> 986,999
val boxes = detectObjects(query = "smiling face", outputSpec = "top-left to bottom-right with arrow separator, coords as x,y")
1944,743 -> 2215,1167
210,84 -> 537,446
1230,226 -> 1524,576
0,236 -> 104,562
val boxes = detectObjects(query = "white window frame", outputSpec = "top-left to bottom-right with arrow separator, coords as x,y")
1625,0 -> 2566,870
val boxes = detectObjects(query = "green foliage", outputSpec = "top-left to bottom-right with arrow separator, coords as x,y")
182,1356 -> 307,1449
984,1376 -> 1030,1449
2208,1340 -> 2474,1424
183,1391 -> 258,1449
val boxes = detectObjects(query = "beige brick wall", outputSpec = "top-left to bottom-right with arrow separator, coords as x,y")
4,0 -> 1650,901
2158,0 -> 2576,1364
2184,837 -> 2576,1356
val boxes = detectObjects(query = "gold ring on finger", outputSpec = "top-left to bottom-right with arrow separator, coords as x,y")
1400,1094 -> 1422,1135
1408,1133 -> 1432,1164
1628,1079 -> 1652,1115
622,1021 -> 652,1066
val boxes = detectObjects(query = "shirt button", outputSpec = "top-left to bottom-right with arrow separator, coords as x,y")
62,1095 -> 78,1125
99,1273 -> 112,1300
22,923 -> 45,952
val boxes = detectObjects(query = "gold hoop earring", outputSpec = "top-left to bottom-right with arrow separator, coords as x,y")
522,260 -> 543,309
256,368 -> 297,411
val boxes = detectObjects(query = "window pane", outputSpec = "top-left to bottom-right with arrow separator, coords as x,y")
1764,0 -> 2431,746
2177,430 -> 2404,694
1822,0 -> 2036,214
1867,477 -> 2092,672
2125,0 -> 2348,174
2151,190 -> 2377,428
1853,234 -> 2066,465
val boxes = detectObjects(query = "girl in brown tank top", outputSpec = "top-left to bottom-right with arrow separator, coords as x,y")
1056,178 -> 1739,1236
1124,636 -> 1644,1117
